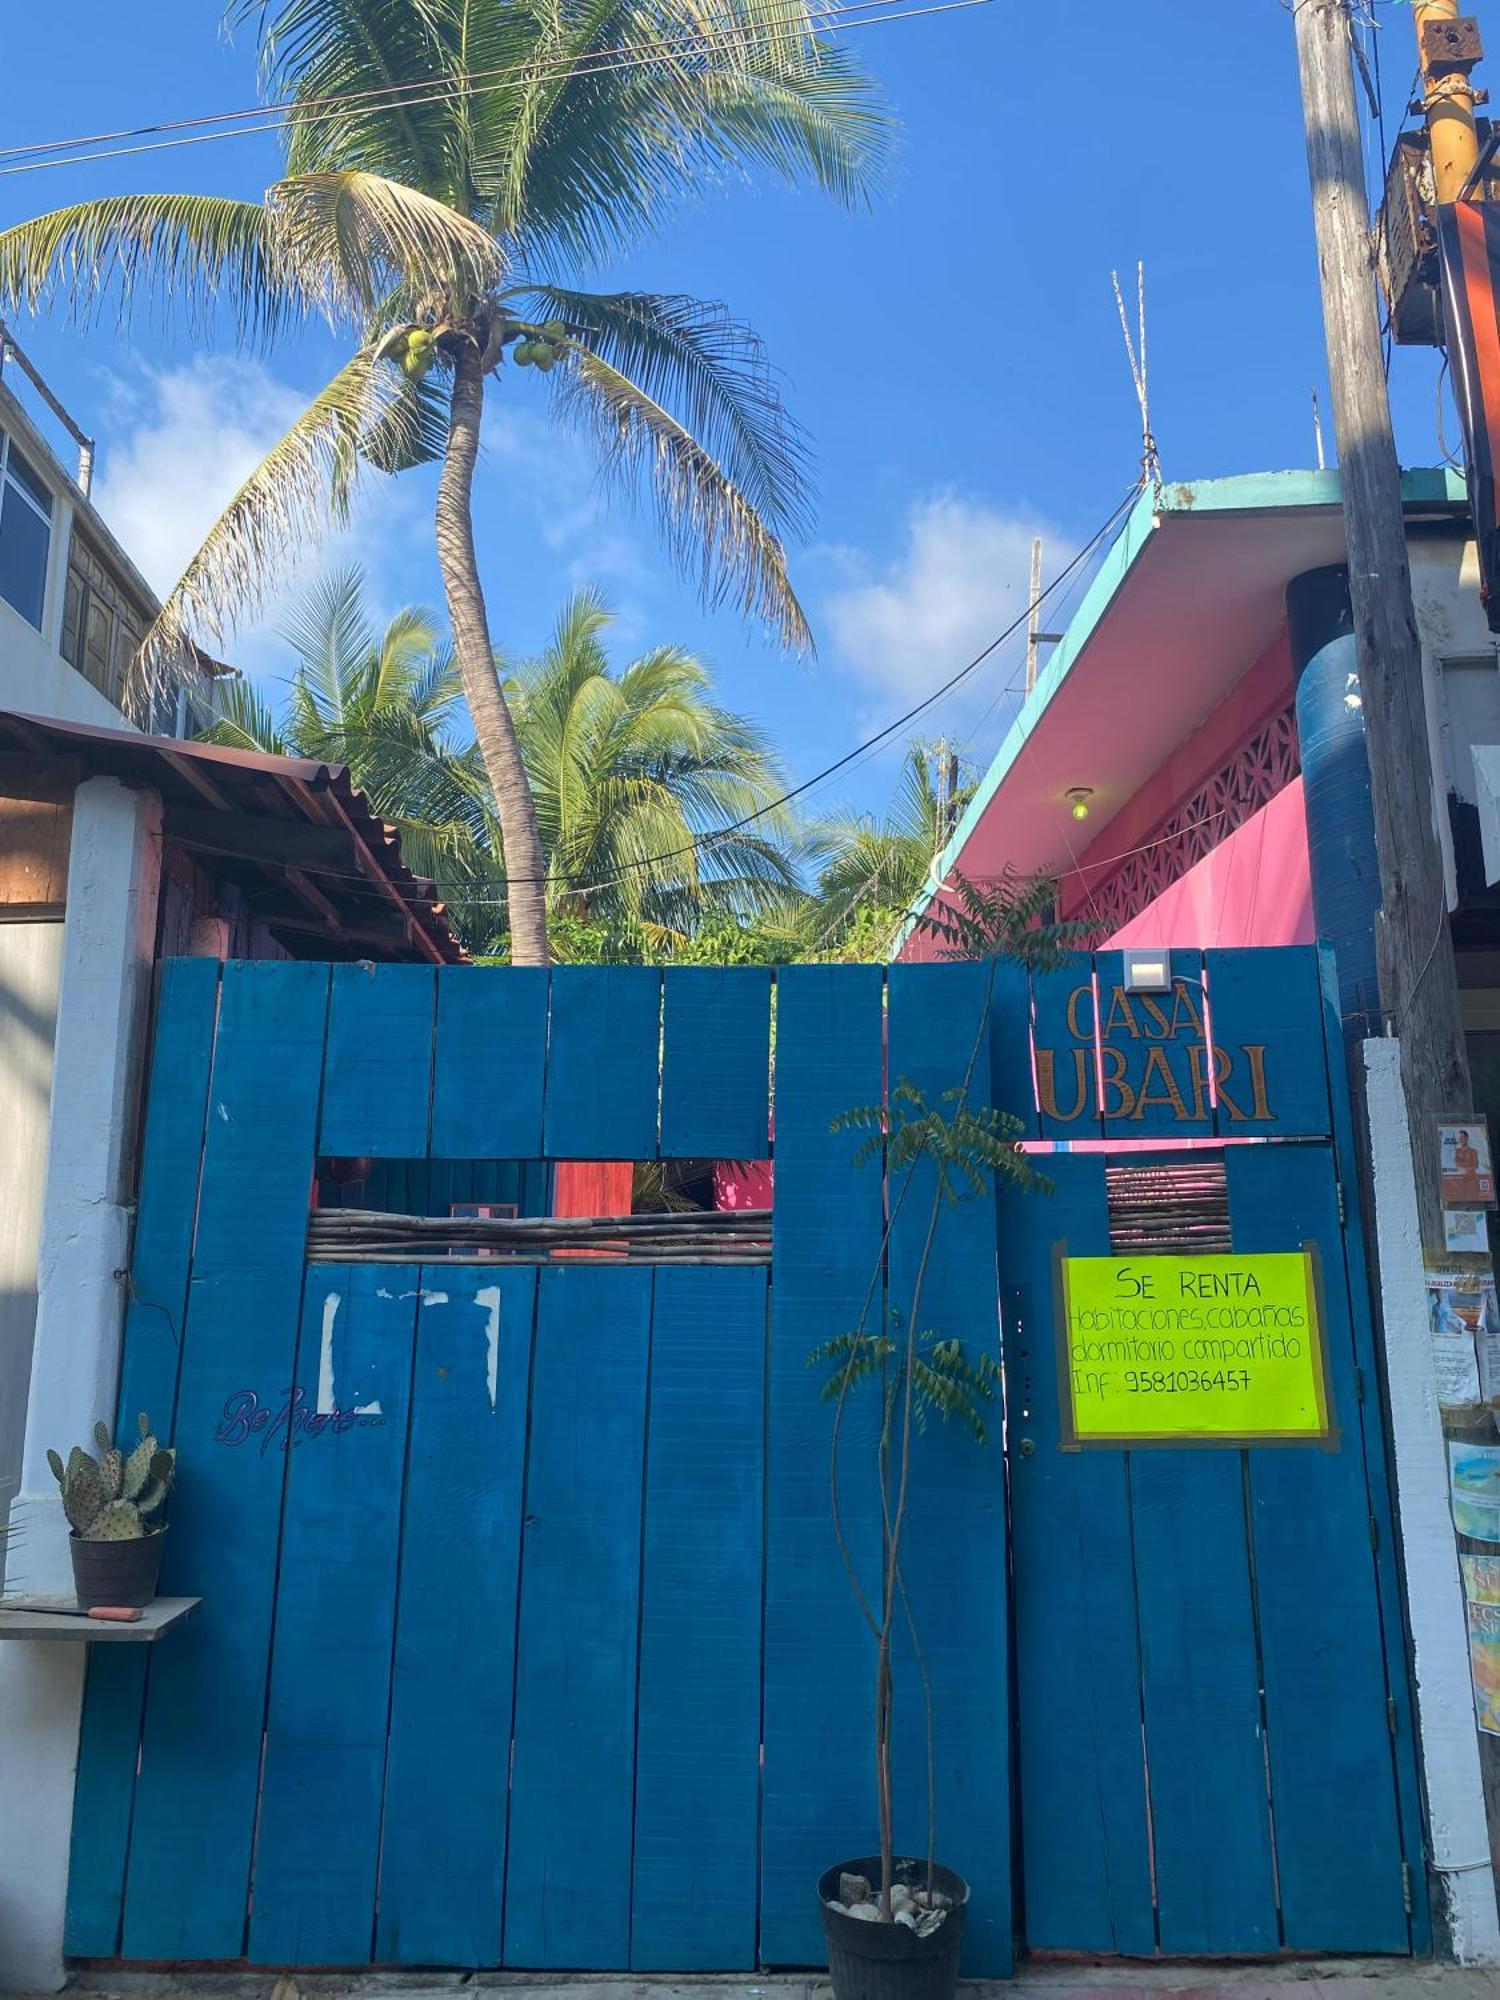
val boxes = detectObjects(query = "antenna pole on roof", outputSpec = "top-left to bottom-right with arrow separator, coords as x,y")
1025,537 -> 1044,694
1294,0 -> 1474,1257
1311,387 -> 1327,472
1111,262 -> 1160,494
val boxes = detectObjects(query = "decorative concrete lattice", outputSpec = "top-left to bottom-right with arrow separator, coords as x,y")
1068,703 -> 1300,942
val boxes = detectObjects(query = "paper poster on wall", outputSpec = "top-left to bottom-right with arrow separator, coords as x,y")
1436,1273 -> 1500,1406
1428,1270 -> 1484,1409
1469,1602 -> 1500,1736
1439,1117 -> 1498,1210
1444,1208 -> 1491,1254
1462,1554 -> 1500,1604
1449,1441 -> 1500,1543
1057,1249 -> 1333,1446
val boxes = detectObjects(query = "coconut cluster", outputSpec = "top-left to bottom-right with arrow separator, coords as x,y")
512,320 -> 569,373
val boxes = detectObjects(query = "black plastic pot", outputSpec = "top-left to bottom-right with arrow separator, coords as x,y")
70,1527 -> 167,1610
818,1857 -> 968,2000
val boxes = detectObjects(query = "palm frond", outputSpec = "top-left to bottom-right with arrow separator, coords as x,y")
471,0 -> 892,263
276,562 -> 373,706
696,34 -> 895,211
242,0 -> 551,216
0,194 -> 294,338
197,674 -> 291,755
134,346 -> 402,693
234,0 -> 484,201
269,170 -> 503,309
356,352 -> 451,474
510,286 -> 812,540
555,347 -> 812,655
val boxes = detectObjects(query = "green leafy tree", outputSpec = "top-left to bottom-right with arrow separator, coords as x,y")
202,566 -> 505,935
800,744 -> 976,959
0,0 -> 890,965
508,586 -> 801,952
204,570 -> 803,959
808,886 -> 1077,1916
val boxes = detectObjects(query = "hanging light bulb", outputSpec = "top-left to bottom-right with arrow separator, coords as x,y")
1066,787 -> 1093,822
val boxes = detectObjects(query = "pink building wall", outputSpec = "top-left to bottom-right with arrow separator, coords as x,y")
1059,629 -> 1296,924
1102,779 -> 1313,950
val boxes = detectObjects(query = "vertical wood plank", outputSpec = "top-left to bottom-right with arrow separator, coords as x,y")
1318,947 -> 1430,1951
65,958 -> 222,1958
988,956 -> 1039,1140
1228,1143 -> 1409,1950
659,968 -> 772,1161
886,963 -> 1012,1975
1130,1448 -> 1279,1953
504,1264 -> 653,1967
430,966 -> 549,1159
321,963 -> 436,1158
632,1267 -> 767,1969
1207,947 -> 1331,1139
122,961 -> 329,1959
377,1266 -> 537,1967
1002,1154 -> 1156,1953
761,964 -> 885,1965
1095,949 -> 1213,1140
1031,957 -> 1101,1142
543,967 -> 661,1159
248,1265 -> 418,1965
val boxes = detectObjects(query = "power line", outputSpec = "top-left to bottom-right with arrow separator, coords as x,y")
0,0 -> 913,169
0,0 -> 995,181
291,477 -> 1145,909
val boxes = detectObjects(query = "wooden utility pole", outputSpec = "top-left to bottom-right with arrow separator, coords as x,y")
1293,0 -> 1474,1251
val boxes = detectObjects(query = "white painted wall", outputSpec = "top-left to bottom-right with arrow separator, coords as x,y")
0,919 -> 63,1578
1363,1036 -> 1500,1964
0,450 -> 134,729
0,627 -> 129,729
1409,533 -> 1500,908
0,776 -> 162,1994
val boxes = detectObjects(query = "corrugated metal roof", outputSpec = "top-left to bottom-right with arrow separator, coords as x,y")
0,706 -> 465,964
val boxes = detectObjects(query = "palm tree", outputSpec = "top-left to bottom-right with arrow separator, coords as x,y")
506,585 -> 801,951
0,0 -> 889,964
801,742 -> 975,957
206,568 -> 801,958
203,566 -> 502,918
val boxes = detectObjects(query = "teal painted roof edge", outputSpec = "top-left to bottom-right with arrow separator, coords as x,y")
891,465 -> 1469,956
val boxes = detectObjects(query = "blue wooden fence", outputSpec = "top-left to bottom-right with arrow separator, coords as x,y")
63,951 -> 1422,1972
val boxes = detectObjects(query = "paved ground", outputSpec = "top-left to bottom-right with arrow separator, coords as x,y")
33,1966 -> 1500,2000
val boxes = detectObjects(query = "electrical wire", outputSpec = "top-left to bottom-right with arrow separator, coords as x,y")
823,804 -> 1239,960
261,477 -> 1146,909
0,0 -> 996,181
0,0 -> 916,169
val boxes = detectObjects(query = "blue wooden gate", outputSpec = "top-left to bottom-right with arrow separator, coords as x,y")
61,948 -> 1422,1971
994,944 -> 1425,1958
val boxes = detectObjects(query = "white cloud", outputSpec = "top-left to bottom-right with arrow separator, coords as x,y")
818,493 -> 1075,739
91,354 -> 426,677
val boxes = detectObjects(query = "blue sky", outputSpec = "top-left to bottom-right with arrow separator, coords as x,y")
0,0 -> 1448,817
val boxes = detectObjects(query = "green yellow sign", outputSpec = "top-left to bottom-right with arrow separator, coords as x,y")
1058,1249 -> 1335,1446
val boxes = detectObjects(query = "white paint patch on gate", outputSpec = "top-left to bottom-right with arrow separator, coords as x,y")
475,1285 -> 501,1411
316,1290 -> 340,1416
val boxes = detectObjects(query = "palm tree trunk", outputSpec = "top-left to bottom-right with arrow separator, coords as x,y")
436,340 -> 551,964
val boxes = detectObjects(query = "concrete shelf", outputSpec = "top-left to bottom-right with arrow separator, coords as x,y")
0,1596 -> 200,1642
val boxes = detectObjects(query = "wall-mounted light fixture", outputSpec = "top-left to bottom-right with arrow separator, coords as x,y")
1065,787 -> 1093,822
1122,948 -> 1172,994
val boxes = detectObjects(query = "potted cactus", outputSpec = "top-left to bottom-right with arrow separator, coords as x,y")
48,1415 -> 175,1609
